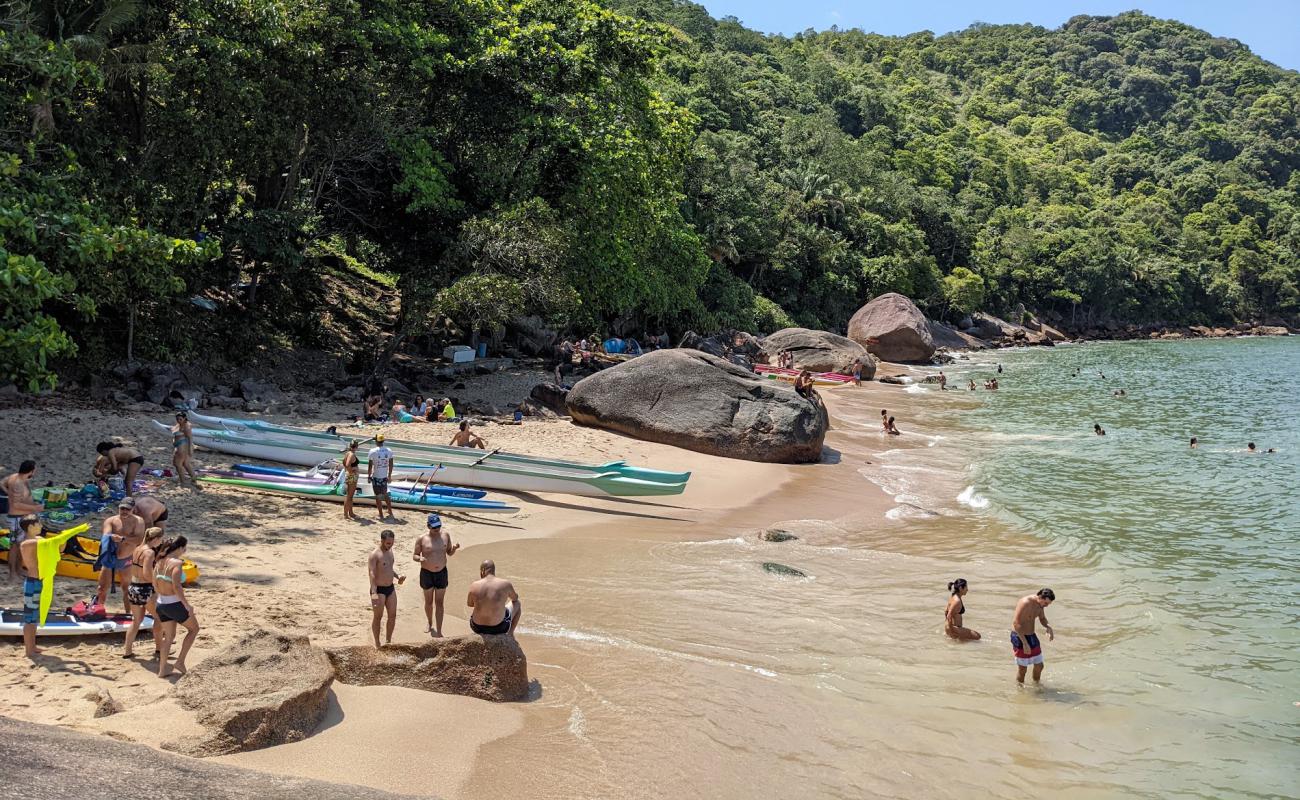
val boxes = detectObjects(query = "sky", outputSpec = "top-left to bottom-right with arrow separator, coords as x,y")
697,1 -> 1300,71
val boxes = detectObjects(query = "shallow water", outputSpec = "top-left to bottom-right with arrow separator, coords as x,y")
464,338 -> 1300,800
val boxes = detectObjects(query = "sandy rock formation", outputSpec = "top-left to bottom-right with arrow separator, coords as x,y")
328,634 -> 529,702
760,328 -> 874,376
167,629 -> 333,757
847,293 -> 935,362
565,349 -> 828,463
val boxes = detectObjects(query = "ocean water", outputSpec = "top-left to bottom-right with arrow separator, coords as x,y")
462,337 -> 1299,800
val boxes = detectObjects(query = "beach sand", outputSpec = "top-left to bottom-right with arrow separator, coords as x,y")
0,365 -> 911,798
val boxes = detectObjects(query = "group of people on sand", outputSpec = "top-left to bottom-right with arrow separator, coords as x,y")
339,422 -> 488,522
944,580 -> 1058,684
5,451 -> 199,674
367,514 -> 521,647
93,411 -> 199,491
364,392 -> 457,424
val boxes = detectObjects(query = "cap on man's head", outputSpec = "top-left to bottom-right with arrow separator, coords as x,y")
427,513 -> 442,529
380,529 -> 395,540
118,498 -> 135,509
375,433 -> 386,443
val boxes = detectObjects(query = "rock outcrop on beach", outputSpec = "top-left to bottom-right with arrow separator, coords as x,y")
529,382 -> 570,415
928,321 -> 986,351
760,328 -> 874,376
327,634 -> 529,702
167,629 -> 334,757
4,717 -> 422,800
847,293 -> 936,362
565,349 -> 829,463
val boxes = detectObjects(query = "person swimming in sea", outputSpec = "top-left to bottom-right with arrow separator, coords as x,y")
1094,424 -> 1106,436
968,379 -> 977,391
944,579 -> 980,641
1189,437 -> 1198,448
1247,442 -> 1257,453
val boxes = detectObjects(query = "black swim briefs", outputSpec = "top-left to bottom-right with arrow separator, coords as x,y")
419,567 -> 448,591
374,584 -> 394,597
470,609 -> 512,636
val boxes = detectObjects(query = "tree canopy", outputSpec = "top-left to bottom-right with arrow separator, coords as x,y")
2,2 -> 1297,386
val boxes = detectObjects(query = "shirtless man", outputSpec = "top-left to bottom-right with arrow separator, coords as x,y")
1010,588 -> 1056,684
367,530 -> 405,647
97,500 -> 146,613
3,460 -> 43,581
413,514 -> 459,637
449,420 -> 485,449
16,515 -> 43,657
467,560 -> 521,636
130,494 -> 169,529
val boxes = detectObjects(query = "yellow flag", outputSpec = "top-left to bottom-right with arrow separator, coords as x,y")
36,523 -> 89,626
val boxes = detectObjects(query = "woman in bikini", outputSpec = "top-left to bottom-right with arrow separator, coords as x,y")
945,578 -> 980,640
123,526 -> 165,659
94,442 -> 145,496
171,412 -> 198,487
342,440 -> 361,521
153,536 -> 199,678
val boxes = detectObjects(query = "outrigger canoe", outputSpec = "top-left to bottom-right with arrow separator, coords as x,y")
187,412 -> 689,484
156,421 -> 687,497
201,466 -> 489,499
753,364 -> 855,384
197,474 -> 520,513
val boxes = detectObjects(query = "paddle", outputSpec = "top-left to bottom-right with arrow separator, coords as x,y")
469,448 -> 501,468
419,464 -> 444,503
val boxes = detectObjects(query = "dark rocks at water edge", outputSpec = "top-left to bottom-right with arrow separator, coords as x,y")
848,293 -> 936,363
762,562 -> 807,577
760,327 -> 875,377
328,634 -> 529,702
165,629 -> 334,756
528,381 -> 570,415
565,349 -> 829,463
2,716 -> 424,800
759,528 -> 799,542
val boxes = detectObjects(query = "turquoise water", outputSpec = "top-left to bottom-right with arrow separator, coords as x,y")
946,337 -> 1300,797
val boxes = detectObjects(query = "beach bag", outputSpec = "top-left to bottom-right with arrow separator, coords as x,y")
70,599 -> 107,621
42,487 -> 68,508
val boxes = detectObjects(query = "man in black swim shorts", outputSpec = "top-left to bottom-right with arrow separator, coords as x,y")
368,529 -> 404,647
413,514 -> 458,637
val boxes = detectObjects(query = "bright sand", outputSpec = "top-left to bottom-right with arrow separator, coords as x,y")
1,368 -> 882,798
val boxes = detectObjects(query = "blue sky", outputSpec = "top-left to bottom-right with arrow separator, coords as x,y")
697,1 -> 1300,71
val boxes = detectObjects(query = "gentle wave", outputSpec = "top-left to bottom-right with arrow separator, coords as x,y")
956,485 -> 990,509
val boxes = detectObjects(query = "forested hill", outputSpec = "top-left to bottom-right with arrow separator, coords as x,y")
612,2 -> 1300,331
1,2 -> 1297,391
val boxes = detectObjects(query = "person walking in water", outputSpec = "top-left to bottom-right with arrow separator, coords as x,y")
367,433 -> 394,521
944,579 -> 980,640
413,514 -> 459,637
368,530 -> 405,647
1010,588 -> 1056,684
467,560 -> 521,636
342,440 -> 361,521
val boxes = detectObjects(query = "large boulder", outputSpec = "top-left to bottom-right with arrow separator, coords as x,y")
529,382 -> 569,415
760,328 -> 874,376
3,717 -> 420,800
847,293 -> 935,363
565,349 -> 828,463
928,321 -> 986,351
327,634 -> 528,702
966,312 -> 1014,341
167,629 -> 333,757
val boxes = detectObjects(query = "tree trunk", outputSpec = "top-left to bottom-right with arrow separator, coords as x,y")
127,304 -> 136,364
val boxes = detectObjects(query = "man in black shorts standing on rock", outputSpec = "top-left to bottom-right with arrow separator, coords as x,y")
413,513 -> 459,637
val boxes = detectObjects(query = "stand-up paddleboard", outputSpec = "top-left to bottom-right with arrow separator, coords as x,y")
0,609 -> 153,637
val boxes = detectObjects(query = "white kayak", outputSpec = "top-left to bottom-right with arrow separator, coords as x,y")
0,609 -> 153,637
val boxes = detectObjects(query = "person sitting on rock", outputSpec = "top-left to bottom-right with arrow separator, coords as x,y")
467,559 -> 521,636
793,370 -> 815,399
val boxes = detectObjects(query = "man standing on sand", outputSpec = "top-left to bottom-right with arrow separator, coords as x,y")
1010,588 -> 1056,684
367,433 -> 394,521
3,460 -> 44,581
368,530 -> 405,647
97,499 -> 146,613
17,514 -> 43,658
467,560 -> 521,636
413,514 -> 459,637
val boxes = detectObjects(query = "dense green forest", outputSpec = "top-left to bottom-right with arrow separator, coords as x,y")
2,1 -> 1298,389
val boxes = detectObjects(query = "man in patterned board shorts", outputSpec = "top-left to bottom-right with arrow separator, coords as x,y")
1010,588 -> 1056,684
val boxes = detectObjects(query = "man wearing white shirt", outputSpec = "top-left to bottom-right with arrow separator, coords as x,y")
366,434 -> 395,521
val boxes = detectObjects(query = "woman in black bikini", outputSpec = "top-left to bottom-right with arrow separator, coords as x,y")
945,578 -> 980,640
95,441 -> 145,497
123,526 -> 165,659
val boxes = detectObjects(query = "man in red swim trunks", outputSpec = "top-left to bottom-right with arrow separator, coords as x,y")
1010,588 -> 1056,684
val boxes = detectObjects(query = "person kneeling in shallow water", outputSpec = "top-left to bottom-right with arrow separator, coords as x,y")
944,578 -> 980,640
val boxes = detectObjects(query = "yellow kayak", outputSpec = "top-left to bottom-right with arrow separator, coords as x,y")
0,534 -> 200,584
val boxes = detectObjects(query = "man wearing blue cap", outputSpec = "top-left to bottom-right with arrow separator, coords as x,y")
413,513 -> 459,637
